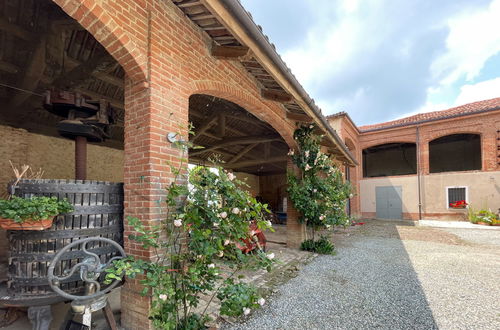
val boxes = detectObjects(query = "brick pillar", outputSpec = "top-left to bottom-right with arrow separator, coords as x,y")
286,158 -> 305,248
482,125 -> 497,171
120,75 -> 189,329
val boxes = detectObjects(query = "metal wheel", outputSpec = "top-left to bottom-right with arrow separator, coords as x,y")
47,237 -> 125,301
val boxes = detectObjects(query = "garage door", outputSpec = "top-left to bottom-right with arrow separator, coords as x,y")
376,186 -> 402,219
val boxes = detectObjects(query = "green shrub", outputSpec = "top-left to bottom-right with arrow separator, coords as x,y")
0,196 -> 73,223
300,236 -> 335,254
217,280 -> 262,317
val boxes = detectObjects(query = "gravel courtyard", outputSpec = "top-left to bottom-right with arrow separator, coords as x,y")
225,220 -> 500,330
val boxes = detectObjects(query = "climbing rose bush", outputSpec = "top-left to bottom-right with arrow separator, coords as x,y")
287,124 -> 352,243
106,130 -> 275,329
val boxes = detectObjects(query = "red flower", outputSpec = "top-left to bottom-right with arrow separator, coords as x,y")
450,200 -> 467,208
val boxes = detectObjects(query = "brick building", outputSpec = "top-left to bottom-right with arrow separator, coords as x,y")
0,0 -> 356,328
328,97 -> 500,221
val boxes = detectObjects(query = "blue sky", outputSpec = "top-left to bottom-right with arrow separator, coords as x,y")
240,0 -> 500,126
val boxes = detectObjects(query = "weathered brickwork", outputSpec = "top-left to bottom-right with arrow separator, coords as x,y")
50,1 -> 303,328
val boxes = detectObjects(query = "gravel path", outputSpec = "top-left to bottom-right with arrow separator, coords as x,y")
224,221 -> 500,330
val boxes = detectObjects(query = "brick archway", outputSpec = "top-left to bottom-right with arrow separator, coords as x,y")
190,80 -> 296,148
427,131 -> 483,144
361,140 -> 417,151
52,0 -> 147,83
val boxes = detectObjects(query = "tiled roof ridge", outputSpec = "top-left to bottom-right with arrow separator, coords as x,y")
359,97 -> 500,132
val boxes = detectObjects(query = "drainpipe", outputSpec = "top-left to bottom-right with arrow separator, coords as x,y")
416,126 -> 422,220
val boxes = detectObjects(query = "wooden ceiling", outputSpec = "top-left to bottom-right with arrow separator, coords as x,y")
189,94 -> 288,175
0,0 -> 125,149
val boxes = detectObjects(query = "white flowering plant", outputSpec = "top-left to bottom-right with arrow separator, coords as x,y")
287,124 -> 352,247
105,127 -> 275,329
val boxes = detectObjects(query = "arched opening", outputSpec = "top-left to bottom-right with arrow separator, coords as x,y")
188,94 -> 289,239
429,133 -> 481,173
0,0 -> 126,324
189,94 -> 288,174
362,142 -> 417,177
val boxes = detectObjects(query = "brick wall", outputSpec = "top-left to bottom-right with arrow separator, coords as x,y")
51,0 -> 302,328
332,110 -> 500,220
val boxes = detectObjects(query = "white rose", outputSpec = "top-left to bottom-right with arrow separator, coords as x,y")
173,219 -> 182,227
228,172 -> 236,181
258,297 -> 265,306
319,215 -> 325,221
349,193 -> 354,198
304,164 -> 311,171
232,207 -> 240,215
159,294 -> 168,301
208,263 -> 215,269
224,239 -> 231,246
266,253 -> 275,260
243,307 -> 251,316
219,211 -> 228,219
313,189 -> 317,193
218,251 -> 224,257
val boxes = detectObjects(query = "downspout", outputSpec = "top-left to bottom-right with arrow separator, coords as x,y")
416,126 -> 422,220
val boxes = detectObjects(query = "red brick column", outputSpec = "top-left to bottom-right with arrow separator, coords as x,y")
482,124 -> 497,171
121,74 -> 189,328
286,158 -> 305,248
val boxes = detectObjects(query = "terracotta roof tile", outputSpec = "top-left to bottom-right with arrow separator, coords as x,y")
358,97 -> 500,132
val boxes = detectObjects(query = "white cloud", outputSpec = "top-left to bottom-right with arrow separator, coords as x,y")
397,77 -> 500,120
455,77 -> 500,104
432,0 -> 500,84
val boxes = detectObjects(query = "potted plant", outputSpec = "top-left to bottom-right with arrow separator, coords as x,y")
468,207 -> 496,226
0,196 -> 73,230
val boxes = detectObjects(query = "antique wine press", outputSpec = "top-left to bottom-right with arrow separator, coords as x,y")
44,90 -> 115,180
47,237 -> 125,330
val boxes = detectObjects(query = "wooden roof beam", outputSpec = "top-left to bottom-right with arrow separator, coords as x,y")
211,44 -> 249,58
189,134 -> 281,156
178,1 -> 203,8
190,13 -> 215,20
191,117 -> 217,142
286,112 -> 313,122
228,143 -> 258,164
261,89 -> 292,103
0,17 -> 36,41
223,156 -> 287,169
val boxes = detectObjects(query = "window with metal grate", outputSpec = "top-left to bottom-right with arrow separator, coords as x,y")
447,187 -> 467,208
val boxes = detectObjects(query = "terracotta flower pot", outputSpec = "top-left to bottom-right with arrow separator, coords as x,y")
0,217 -> 54,230
476,221 -> 491,226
